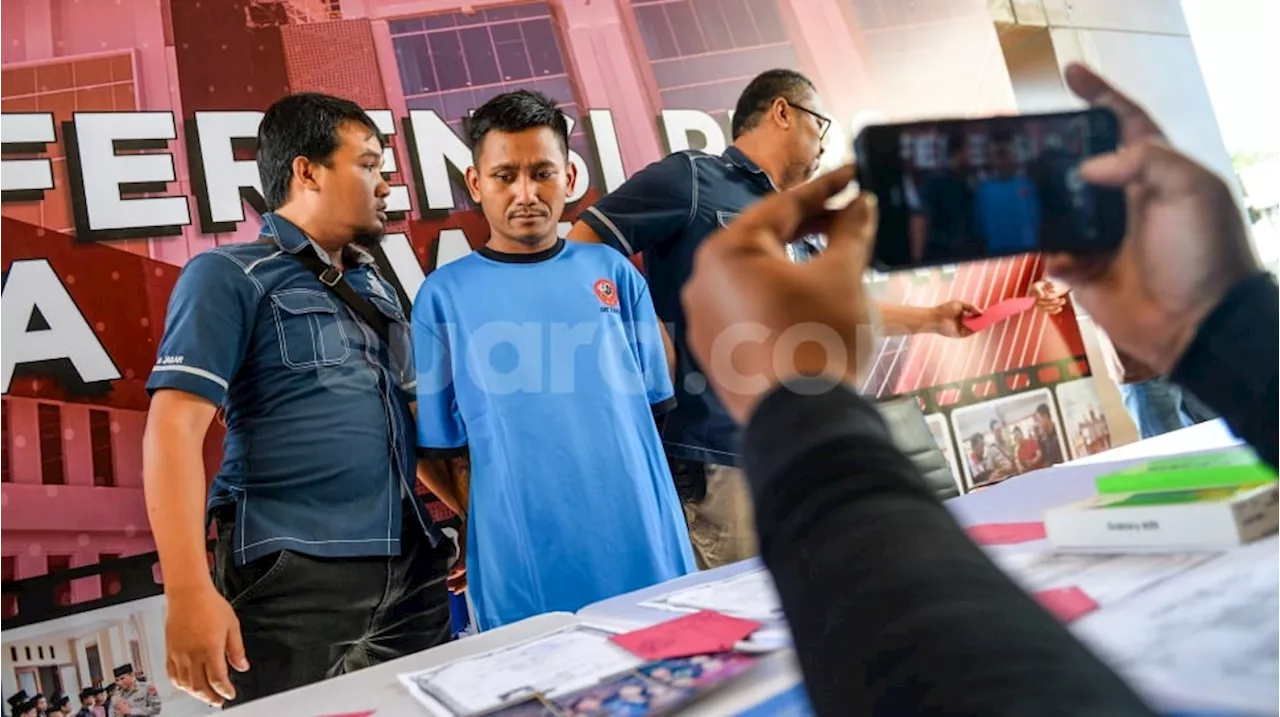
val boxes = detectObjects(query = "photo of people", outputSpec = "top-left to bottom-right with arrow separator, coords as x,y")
924,414 -> 966,495
1,597 -> 212,717
903,114 -> 1100,264
951,389 -> 1068,490
1054,378 -> 1115,459
638,652 -> 759,690
487,651 -> 761,717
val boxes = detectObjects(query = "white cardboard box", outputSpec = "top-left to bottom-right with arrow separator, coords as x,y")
1044,483 -> 1279,551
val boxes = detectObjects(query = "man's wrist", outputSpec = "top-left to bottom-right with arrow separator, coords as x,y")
162,564 -> 217,597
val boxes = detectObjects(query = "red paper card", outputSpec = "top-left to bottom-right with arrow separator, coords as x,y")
1034,586 -> 1099,623
962,297 -> 1037,333
966,522 -> 1047,545
610,610 -> 762,660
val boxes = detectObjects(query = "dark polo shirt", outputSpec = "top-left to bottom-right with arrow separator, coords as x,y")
581,146 -> 802,467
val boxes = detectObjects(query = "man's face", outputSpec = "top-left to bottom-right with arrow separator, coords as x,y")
312,121 -> 391,241
116,673 -> 135,690
466,126 -> 576,247
991,141 -> 1016,176
35,698 -> 47,711
782,89 -> 829,187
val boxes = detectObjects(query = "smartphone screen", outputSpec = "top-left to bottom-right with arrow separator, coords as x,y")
854,108 -> 1125,270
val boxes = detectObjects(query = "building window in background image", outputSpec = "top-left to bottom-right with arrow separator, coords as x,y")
38,403 -> 65,486
387,3 -> 591,209
3,556 -> 16,618
89,409 -> 116,487
47,555 -> 72,606
100,553 -> 122,598
629,0 -> 800,132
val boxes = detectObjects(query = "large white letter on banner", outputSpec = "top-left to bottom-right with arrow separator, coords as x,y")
0,113 -> 56,198
191,110 -> 265,229
659,110 -> 726,155
2,260 -> 121,393
69,112 -> 190,237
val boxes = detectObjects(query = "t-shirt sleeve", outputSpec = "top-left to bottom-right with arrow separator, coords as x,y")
145,251 -> 258,406
578,152 -> 695,256
412,296 -> 467,456
624,271 -> 676,413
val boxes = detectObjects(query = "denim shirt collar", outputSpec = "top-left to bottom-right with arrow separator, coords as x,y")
261,212 -> 376,267
723,146 -> 777,192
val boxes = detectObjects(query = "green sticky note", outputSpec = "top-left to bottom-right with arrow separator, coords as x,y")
1095,448 -> 1278,494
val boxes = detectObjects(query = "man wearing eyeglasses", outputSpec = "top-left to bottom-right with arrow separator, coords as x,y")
568,69 -> 979,569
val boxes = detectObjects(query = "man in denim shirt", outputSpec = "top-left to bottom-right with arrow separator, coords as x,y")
569,70 -> 980,569
142,94 -> 451,708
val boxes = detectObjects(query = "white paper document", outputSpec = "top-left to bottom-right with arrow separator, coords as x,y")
991,550 -> 1219,605
1071,538 -> 1279,714
399,624 -> 642,716
638,568 -> 784,622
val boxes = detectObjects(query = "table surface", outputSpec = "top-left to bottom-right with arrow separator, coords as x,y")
226,419 -> 1270,716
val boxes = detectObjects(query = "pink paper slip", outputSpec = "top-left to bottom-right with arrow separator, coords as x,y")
965,522 -> 1047,545
1034,586 -> 1100,623
962,296 -> 1037,333
610,610 -> 762,661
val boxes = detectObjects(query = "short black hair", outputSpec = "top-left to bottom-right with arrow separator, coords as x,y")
731,69 -> 817,140
991,128 -> 1015,146
256,92 -> 385,210
466,90 -> 570,162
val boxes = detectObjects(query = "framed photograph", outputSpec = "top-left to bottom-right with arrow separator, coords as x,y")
1054,378 -> 1115,459
950,388 -> 1067,490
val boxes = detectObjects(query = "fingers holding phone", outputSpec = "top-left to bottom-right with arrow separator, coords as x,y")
1044,64 -> 1259,373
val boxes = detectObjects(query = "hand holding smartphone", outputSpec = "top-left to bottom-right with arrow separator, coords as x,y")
854,108 -> 1126,270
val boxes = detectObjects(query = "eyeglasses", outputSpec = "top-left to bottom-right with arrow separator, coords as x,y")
788,102 -> 831,143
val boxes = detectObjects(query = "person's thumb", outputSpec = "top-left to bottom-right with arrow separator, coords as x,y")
225,621 -> 250,673
822,191 -> 878,268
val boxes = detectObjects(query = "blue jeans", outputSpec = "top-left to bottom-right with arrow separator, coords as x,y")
1119,377 -> 1195,439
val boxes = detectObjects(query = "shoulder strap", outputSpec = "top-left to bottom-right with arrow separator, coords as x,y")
252,236 -> 394,345
290,250 -> 392,345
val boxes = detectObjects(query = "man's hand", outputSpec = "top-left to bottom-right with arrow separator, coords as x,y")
930,300 -> 982,338
1031,279 -> 1070,315
1044,64 -> 1259,374
165,584 -> 249,707
682,165 -> 877,424
448,528 -> 467,593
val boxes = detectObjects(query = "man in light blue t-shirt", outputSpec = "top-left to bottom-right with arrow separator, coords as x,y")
975,132 -> 1041,253
413,90 -> 696,630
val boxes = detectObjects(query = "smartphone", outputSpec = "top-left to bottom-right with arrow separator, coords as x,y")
853,108 -> 1126,270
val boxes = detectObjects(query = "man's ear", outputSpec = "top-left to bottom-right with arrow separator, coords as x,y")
292,156 -> 322,193
564,159 -> 578,198
465,165 -> 482,204
771,97 -> 793,130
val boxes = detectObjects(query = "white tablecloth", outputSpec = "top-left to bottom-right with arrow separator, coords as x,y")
226,421 -> 1271,715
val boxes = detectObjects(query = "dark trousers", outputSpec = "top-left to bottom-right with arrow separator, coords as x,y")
212,509 -> 452,708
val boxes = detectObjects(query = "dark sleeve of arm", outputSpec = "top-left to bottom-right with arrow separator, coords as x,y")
742,381 -> 1156,717
578,152 -> 695,256
1171,271 -> 1278,469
